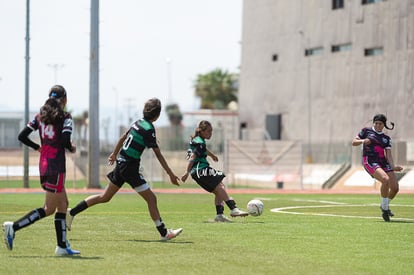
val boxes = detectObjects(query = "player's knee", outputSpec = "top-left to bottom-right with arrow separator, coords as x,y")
391,183 -> 399,194
99,195 -> 112,203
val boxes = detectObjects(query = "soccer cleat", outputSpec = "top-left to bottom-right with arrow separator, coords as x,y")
66,209 -> 74,231
380,207 -> 390,222
160,228 -> 183,241
387,209 -> 395,217
214,214 -> 232,222
3,221 -> 15,251
55,241 -> 80,256
230,208 -> 249,217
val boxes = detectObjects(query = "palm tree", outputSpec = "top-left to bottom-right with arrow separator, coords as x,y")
194,69 -> 238,109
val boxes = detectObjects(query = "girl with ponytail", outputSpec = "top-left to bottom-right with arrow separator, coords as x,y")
352,114 -> 403,222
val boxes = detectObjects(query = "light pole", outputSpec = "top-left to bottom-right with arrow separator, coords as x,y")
299,30 -> 312,163
23,0 -> 30,188
166,58 -> 172,103
125,97 -> 135,125
47,63 -> 65,83
113,86 -> 118,142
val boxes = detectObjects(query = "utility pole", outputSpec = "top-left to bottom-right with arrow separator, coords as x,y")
47,63 -> 65,83
166,58 -> 172,103
23,0 -> 30,188
88,0 -> 101,188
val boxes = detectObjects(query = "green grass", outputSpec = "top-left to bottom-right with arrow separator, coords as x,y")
0,192 -> 413,274
0,179 -> 263,190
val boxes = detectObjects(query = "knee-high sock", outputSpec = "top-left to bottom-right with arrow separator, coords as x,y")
13,208 -> 46,231
54,212 -> 67,248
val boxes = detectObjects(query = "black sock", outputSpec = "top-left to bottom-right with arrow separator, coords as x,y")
216,205 -> 224,215
13,208 -> 46,231
54,212 -> 67,248
225,200 -> 237,210
70,200 -> 88,216
156,223 -> 167,237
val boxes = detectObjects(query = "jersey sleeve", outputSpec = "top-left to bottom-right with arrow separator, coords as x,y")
385,136 -> 392,149
143,129 -> 158,148
62,113 -> 73,134
192,141 -> 206,157
27,114 -> 40,131
357,128 -> 367,139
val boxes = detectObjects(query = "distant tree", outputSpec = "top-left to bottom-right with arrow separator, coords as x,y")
165,103 -> 183,126
194,69 -> 238,109
73,111 -> 88,150
165,103 -> 185,150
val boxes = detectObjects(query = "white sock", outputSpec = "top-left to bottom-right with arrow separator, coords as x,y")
381,197 -> 389,210
154,219 -> 162,227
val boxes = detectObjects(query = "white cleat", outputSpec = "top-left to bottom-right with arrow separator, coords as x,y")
55,241 -> 80,256
160,228 -> 183,241
3,221 -> 15,251
214,214 -> 232,222
230,208 -> 249,217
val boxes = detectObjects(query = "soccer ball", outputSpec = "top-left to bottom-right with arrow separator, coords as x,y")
247,199 -> 264,216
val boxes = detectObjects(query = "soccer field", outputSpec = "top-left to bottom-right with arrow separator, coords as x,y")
1,192 -> 413,274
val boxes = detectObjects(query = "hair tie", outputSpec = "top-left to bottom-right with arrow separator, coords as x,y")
50,92 -> 57,98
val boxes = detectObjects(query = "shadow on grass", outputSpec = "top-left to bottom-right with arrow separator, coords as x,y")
390,220 -> 414,224
128,239 -> 194,244
9,255 -> 103,260
203,219 -> 265,224
376,220 -> 414,224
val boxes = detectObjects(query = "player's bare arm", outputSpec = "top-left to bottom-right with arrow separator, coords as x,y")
181,152 -> 195,182
207,149 -> 218,162
152,147 -> 180,186
108,132 -> 128,165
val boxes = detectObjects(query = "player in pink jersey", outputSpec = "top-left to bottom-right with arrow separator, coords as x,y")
3,85 -> 80,255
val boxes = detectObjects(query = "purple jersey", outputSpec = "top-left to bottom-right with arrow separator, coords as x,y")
357,127 -> 391,161
28,112 -> 73,175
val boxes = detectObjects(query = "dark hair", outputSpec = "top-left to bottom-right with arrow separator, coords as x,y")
39,85 -> 67,125
143,98 -> 161,120
373,114 -> 394,130
191,120 -> 212,139
48,85 -> 67,100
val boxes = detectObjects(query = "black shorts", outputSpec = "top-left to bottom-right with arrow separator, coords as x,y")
191,166 -> 225,193
107,160 -> 147,189
40,172 -> 65,193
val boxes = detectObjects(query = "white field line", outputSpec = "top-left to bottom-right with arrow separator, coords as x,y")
270,204 -> 414,221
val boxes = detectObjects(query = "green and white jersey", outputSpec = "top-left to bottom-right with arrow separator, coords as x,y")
188,136 -> 210,173
119,119 -> 158,162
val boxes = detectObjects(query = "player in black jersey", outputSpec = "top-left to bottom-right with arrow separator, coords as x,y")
352,114 -> 403,222
67,98 -> 183,241
3,85 -> 80,255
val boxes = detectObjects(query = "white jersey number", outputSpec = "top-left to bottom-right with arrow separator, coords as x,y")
41,124 -> 55,140
123,134 -> 133,150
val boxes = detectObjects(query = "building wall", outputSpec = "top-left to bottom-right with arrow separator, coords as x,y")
239,0 -> 414,143
0,112 -> 36,148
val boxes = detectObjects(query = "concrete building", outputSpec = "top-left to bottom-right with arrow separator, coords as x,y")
0,111 -> 35,148
239,0 -> 414,147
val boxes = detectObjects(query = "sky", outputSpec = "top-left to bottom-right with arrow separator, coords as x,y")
0,0 -> 242,137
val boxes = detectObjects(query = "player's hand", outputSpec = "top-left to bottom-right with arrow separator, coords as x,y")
181,172 -> 189,182
394,166 -> 403,172
108,153 -> 116,165
169,174 -> 180,186
211,155 -> 218,162
70,144 -> 77,153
